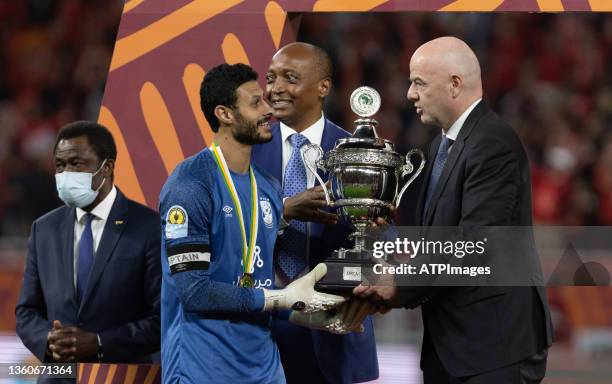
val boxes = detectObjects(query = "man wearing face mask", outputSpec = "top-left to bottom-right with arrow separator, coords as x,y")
15,121 -> 161,374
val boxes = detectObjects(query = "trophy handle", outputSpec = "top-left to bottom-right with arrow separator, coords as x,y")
302,144 -> 333,206
395,149 -> 425,208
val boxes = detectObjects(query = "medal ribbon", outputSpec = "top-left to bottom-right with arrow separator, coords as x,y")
210,142 -> 258,277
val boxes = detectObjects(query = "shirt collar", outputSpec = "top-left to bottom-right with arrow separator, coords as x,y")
444,98 -> 482,141
280,113 -> 325,146
76,185 -> 117,223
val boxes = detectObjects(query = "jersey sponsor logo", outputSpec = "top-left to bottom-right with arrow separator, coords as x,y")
260,199 -> 274,228
222,205 -> 233,217
241,245 -> 264,273
165,205 -> 188,239
234,276 -> 273,288
167,243 -> 210,274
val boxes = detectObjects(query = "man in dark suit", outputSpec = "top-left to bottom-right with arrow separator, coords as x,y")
355,37 -> 553,383
15,121 -> 160,372
252,42 -> 379,384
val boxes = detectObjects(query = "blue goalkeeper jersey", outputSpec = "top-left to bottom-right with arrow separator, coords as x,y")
159,147 -> 285,384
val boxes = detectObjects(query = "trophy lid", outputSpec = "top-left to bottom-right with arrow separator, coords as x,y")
336,117 -> 385,149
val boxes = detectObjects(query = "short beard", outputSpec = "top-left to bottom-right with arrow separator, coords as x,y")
233,112 -> 272,145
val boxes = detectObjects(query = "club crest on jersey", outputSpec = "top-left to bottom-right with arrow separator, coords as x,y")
260,199 -> 273,228
165,205 -> 188,239
222,205 -> 233,217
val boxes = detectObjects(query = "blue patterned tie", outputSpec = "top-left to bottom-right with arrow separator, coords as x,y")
423,136 -> 453,221
77,213 -> 94,304
278,133 -> 309,280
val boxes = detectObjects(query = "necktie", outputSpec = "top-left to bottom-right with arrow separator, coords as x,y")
423,136 -> 453,221
277,133 -> 309,280
77,213 -> 94,304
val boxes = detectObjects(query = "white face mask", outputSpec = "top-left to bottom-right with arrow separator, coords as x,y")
55,159 -> 107,208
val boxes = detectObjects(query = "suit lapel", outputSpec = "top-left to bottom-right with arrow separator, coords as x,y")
254,123 -> 283,183
271,125 -> 283,183
78,190 -> 128,313
266,123 -> 283,185
422,100 -> 488,225
416,136 -> 439,224
321,119 -> 338,152
319,119 -> 340,180
60,207 -> 78,308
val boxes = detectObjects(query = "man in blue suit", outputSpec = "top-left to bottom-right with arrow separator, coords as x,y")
15,121 -> 160,371
253,42 -> 379,384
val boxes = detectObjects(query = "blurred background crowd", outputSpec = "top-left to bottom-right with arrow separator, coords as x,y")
1,9 -> 611,235
0,0 -> 121,238
0,2 -> 611,381
299,12 -> 612,227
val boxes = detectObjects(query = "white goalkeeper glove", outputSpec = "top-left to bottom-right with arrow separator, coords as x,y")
263,263 -> 346,312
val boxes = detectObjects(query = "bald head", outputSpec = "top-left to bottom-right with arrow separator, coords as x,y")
413,36 -> 482,96
273,42 -> 332,80
407,36 -> 483,130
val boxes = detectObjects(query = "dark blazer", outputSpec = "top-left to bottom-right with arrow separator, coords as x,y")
404,101 -> 553,377
15,189 -> 161,368
253,119 -> 379,384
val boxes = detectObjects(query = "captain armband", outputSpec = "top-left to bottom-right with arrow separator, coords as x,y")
166,243 -> 211,274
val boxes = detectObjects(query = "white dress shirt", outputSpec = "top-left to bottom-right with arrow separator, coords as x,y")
277,114 -> 325,285
73,186 -> 117,288
444,98 -> 482,152
280,113 -> 325,189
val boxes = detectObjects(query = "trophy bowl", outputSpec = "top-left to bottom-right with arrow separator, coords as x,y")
301,86 -> 425,293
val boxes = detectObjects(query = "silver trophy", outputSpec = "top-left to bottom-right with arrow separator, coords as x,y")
302,87 -> 425,292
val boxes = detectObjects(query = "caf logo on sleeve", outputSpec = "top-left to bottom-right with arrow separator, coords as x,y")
168,206 -> 186,224
166,205 -> 188,239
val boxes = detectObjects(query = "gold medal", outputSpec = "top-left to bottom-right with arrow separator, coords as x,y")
239,273 -> 254,288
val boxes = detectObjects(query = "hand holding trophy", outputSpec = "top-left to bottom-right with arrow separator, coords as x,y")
302,86 -> 425,293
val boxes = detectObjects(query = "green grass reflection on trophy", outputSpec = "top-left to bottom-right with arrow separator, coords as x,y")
341,184 -> 372,217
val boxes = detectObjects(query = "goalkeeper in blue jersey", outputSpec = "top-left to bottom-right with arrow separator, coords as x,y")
159,63 -> 367,384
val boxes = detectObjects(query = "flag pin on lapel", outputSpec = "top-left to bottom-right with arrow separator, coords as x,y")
115,220 -> 124,225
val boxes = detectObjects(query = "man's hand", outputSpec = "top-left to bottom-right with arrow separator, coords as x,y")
338,297 -> 377,331
47,320 -> 98,361
289,298 -> 375,334
353,256 -> 403,314
284,184 -> 337,225
353,284 -> 398,304
263,263 -> 346,312
47,320 -> 68,361
370,204 -> 396,229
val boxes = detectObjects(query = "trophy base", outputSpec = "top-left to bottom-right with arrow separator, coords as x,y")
314,249 -> 375,294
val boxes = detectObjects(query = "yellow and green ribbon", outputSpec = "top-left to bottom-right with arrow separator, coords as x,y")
210,142 -> 258,277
